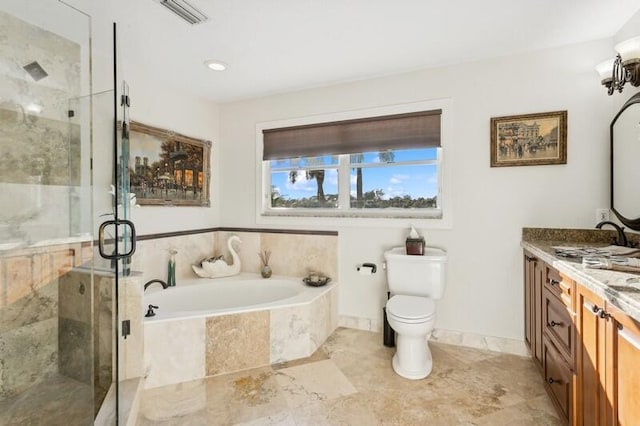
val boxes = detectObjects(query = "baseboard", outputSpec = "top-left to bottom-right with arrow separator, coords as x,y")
429,328 -> 530,357
338,315 -> 382,332
337,315 -> 529,357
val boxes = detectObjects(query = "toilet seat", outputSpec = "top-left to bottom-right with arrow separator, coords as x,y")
387,295 -> 435,324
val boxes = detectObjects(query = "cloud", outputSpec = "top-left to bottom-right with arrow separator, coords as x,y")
285,173 -> 315,192
389,174 -> 410,184
325,169 -> 338,185
386,185 -> 406,199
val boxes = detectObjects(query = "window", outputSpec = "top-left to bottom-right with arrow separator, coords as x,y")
257,100 -> 451,222
348,148 -> 439,210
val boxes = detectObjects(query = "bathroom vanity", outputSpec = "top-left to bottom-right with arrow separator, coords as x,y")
522,230 -> 640,425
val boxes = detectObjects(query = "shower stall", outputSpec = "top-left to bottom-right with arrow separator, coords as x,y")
0,1 -> 133,424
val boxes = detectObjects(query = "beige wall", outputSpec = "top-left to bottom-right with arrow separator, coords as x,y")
219,38 -> 615,340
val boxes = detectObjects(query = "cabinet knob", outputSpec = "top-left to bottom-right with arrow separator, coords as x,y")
598,309 -> 611,320
592,304 -> 601,314
549,279 -> 560,286
550,320 -> 562,327
548,377 -> 558,385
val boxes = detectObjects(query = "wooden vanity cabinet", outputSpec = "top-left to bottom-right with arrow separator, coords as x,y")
524,249 -> 640,425
575,282 -> 640,426
524,252 -> 576,423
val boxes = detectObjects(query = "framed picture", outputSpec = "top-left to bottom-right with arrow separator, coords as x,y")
127,121 -> 211,206
490,110 -> 567,167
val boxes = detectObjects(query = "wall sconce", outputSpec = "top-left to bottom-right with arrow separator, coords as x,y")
596,36 -> 640,95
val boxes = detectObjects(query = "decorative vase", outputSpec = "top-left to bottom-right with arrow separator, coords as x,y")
261,265 -> 272,278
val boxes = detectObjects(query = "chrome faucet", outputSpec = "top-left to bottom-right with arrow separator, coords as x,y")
595,221 -> 628,247
144,279 -> 168,291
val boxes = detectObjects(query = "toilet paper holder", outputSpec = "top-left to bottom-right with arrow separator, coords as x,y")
357,263 -> 377,274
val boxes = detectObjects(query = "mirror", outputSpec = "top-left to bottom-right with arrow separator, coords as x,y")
611,92 -> 640,231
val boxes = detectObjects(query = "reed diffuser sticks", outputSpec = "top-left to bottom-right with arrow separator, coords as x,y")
259,250 -> 272,266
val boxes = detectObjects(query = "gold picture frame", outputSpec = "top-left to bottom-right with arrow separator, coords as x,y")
490,111 -> 567,167
128,121 -> 211,206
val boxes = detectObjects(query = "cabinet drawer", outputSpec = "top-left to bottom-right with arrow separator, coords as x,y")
558,273 -> 574,311
543,337 -> 574,424
544,266 -> 574,311
544,266 -> 563,298
543,287 -> 575,366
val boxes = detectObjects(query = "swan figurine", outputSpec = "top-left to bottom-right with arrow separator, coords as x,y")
192,235 -> 242,278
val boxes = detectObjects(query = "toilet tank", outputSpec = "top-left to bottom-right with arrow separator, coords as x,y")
384,246 -> 447,299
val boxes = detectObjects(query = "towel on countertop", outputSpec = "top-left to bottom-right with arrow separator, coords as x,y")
583,256 -> 640,274
554,245 -> 640,258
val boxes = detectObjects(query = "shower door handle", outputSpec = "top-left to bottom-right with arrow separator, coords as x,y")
98,219 -> 137,259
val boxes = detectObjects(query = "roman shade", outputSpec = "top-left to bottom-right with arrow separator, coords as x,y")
262,109 -> 442,160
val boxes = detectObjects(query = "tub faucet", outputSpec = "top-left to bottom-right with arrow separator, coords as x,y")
144,279 -> 168,291
595,221 -> 628,247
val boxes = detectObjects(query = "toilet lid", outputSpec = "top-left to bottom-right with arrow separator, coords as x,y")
386,295 -> 435,320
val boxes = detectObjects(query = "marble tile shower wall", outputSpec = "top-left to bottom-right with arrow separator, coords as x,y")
0,11 -> 83,242
0,242 -> 91,401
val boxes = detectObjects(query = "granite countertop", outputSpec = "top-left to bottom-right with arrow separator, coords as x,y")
522,228 -> 640,324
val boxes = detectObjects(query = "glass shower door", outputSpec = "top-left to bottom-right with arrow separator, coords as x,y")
0,1 -> 123,424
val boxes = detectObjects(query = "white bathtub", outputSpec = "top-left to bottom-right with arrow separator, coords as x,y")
143,273 -> 335,322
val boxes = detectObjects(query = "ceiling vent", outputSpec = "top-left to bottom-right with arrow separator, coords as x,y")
158,0 -> 208,25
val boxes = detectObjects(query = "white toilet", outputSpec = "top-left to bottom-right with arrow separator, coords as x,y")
384,246 -> 447,379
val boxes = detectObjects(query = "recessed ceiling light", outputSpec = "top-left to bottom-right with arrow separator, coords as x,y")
204,60 -> 227,71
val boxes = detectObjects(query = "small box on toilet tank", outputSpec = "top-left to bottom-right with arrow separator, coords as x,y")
405,237 -> 425,255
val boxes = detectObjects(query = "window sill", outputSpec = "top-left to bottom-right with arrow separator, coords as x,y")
263,208 -> 441,219
257,209 -> 451,229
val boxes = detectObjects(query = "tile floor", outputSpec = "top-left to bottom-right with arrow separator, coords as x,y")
0,374 -> 93,425
137,328 -> 562,425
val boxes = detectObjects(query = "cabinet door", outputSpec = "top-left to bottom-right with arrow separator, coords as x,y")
533,258 -> 544,366
524,253 -> 535,349
576,285 -> 608,426
607,304 -> 640,426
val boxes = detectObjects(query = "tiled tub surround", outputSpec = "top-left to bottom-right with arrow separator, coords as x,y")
522,227 -> 640,322
143,274 -> 338,389
214,229 -> 338,280
132,228 -> 338,288
130,231 -> 216,289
